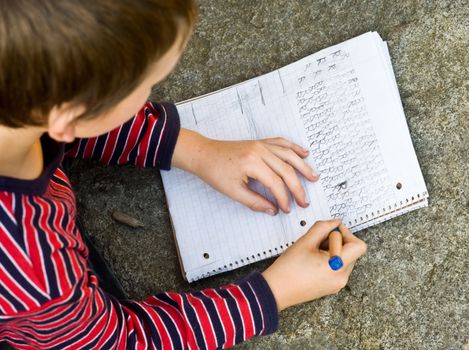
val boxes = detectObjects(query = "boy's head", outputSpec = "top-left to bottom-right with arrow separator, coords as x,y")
0,0 -> 197,141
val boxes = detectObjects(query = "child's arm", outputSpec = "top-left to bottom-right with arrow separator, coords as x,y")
1,217 -> 365,349
64,101 -> 180,170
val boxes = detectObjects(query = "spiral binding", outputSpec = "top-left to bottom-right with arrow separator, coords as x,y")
188,190 -> 429,281
347,190 -> 429,229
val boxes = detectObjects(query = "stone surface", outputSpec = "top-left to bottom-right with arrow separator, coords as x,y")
69,1 -> 468,349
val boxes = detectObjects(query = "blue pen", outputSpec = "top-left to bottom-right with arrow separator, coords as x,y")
328,227 -> 344,271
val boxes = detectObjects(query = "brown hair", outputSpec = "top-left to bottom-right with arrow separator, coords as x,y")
0,0 -> 197,128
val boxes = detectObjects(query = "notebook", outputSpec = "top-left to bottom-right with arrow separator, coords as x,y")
160,32 -> 429,282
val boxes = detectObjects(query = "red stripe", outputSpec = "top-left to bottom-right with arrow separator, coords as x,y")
0,267 -> 38,311
64,141 -> 80,159
99,127 -> 120,165
202,289 -> 235,347
23,197 -> 49,294
142,303 -> 174,349
117,111 -> 145,165
82,137 -> 98,159
36,198 -> 68,296
186,293 -> 217,349
145,295 -> 187,347
170,293 -> 199,349
136,108 -> 157,166
152,104 -> 167,166
227,286 -> 255,339
0,290 -> 17,314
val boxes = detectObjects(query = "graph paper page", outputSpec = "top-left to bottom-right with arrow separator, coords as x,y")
161,32 -> 428,281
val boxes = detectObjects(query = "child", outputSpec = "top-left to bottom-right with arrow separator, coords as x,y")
0,1 -> 367,349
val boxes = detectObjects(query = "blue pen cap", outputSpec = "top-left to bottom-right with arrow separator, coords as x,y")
329,255 -> 343,271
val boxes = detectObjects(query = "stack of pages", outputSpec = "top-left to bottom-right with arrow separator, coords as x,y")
161,32 -> 429,282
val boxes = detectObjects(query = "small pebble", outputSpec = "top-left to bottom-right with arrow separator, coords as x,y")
111,211 -> 144,228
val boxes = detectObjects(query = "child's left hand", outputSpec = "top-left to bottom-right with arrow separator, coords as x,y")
172,129 -> 319,215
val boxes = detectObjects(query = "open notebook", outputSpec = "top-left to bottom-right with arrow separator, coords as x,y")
160,32 -> 428,282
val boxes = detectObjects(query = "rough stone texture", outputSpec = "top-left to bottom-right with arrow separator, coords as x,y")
69,1 -> 468,349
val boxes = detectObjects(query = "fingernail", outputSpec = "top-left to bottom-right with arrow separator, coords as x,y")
286,206 -> 290,213
304,197 -> 310,205
302,148 -> 309,154
265,208 -> 276,216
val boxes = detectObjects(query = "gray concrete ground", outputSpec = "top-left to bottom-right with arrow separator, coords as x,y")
69,1 -> 468,349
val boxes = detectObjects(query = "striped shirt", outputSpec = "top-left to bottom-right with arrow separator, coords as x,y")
0,102 -> 278,349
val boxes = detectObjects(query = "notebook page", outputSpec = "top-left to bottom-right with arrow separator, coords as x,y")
161,32 -> 428,281
162,79 -> 327,282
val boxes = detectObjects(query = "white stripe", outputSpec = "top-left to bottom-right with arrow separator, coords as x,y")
152,104 -> 168,166
140,107 -> 158,166
0,293 -> 16,314
149,296 -> 184,348
169,292 -> 199,349
0,219 -> 33,266
127,300 -> 149,350
238,285 -> 256,336
26,196 -> 51,295
199,290 -> 222,345
213,289 -> 236,346
117,115 -> 138,164
142,299 -> 175,349
0,194 -> 17,224
107,125 -> 124,165
225,287 -> 246,340
90,136 -> 98,158
246,281 -> 265,334
0,258 -> 36,310
128,110 -> 147,163
60,298 -> 109,350
35,197 -> 65,296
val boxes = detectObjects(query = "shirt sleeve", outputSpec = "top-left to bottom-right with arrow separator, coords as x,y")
64,101 -> 180,170
2,269 -> 279,349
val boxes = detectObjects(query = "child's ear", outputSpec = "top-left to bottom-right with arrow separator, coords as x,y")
47,103 -> 86,143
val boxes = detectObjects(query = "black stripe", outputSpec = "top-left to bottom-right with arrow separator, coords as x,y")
76,139 -> 88,159
154,301 -> 183,350
91,133 -> 108,162
182,294 -> 208,350
124,301 -> 163,349
216,288 -> 244,345
45,199 -> 77,290
0,241 -> 49,306
109,119 -> 133,165
127,113 -> 148,165
29,197 -> 60,299
13,193 -> 27,252
239,282 -> 263,335
193,291 -> 225,347
0,199 -> 26,254
0,282 -> 26,311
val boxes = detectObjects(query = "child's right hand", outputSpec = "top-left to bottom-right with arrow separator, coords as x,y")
262,219 -> 367,311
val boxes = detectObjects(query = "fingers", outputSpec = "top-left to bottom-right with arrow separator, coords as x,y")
232,183 -> 278,215
248,162 -> 291,213
261,151 -> 309,208
265,144 -> 319,182
263,137 -> 310,158
338,225 -> 367,266
300,219 -> 342,249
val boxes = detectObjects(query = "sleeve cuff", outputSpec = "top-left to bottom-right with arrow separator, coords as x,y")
238,272 -> 279,335
151,102 -> 181,170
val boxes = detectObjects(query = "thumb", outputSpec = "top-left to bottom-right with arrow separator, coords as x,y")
300,219 -> 342,249
234,185 -> 278,215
